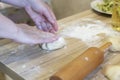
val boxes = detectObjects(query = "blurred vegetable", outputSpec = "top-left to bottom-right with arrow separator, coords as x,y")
103,0 -> 112,3
97,0 -> 113,13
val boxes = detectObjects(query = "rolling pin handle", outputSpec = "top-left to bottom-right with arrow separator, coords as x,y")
99,42 -> 112,53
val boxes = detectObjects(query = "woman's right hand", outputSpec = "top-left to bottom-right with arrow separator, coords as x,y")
0,13 -> 58,45
15,24 -> 58,44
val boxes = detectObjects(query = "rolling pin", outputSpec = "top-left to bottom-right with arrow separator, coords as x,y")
50,42 -> 112,80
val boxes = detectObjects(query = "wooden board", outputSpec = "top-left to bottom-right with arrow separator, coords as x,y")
0,10 -> 119,80
0,38 -> 89,80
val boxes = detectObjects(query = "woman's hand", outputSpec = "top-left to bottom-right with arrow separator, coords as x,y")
25,0 -> 58,33
0,13 -> 58,45
15,24 -> 58,44
1,0 -> 58,33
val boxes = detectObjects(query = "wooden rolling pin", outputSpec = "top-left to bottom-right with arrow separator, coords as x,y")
50,42 -> 112,80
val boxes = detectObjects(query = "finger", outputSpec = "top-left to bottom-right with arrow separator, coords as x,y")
44,3 -> 56,20
25,6 -> 45,31
50,20 -> 58,32
46,22 -> 56,33
37,25 -> 42,30
40,21 -> 49,32
35,19 -> 44,31
43,11 -> 58,31
45,4 -> 58,31
25,6 -> 39,21
42,5 -> 58,31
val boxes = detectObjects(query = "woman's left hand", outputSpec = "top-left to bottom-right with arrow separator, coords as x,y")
2,0 -> 58,33
25,0 -> 58,33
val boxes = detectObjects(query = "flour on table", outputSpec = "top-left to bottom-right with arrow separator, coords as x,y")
41,37 -> 66,50
60,19 -> 120,46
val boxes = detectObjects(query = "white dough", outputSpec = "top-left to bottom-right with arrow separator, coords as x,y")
107,36 -> 120,52
41,37 -> 66,50
104,65 -> 120,80
103,54 -> 120,80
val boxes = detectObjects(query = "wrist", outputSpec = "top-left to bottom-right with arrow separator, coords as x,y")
0,0 -> 29,8
0,25 -> 19,40
1,0 -> 7,3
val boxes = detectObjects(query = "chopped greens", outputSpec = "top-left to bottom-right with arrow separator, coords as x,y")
97,0 -> 113,13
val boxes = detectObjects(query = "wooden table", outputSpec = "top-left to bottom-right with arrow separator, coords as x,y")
0,10 -> 116,80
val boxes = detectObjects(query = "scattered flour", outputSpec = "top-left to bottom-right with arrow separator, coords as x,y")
60,19 -> 120,46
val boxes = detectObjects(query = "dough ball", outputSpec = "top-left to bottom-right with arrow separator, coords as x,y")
41,37 -> 66,50
103,65 -> 120,80
107,36 -> 120,52
102,54 -> 120,80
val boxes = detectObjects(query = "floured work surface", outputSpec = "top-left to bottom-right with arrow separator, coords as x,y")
0,10 -> 120,80
0,38 -> 88,80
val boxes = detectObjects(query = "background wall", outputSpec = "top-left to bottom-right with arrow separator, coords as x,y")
51,0 -> 92,19
0,0 -> 92,22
